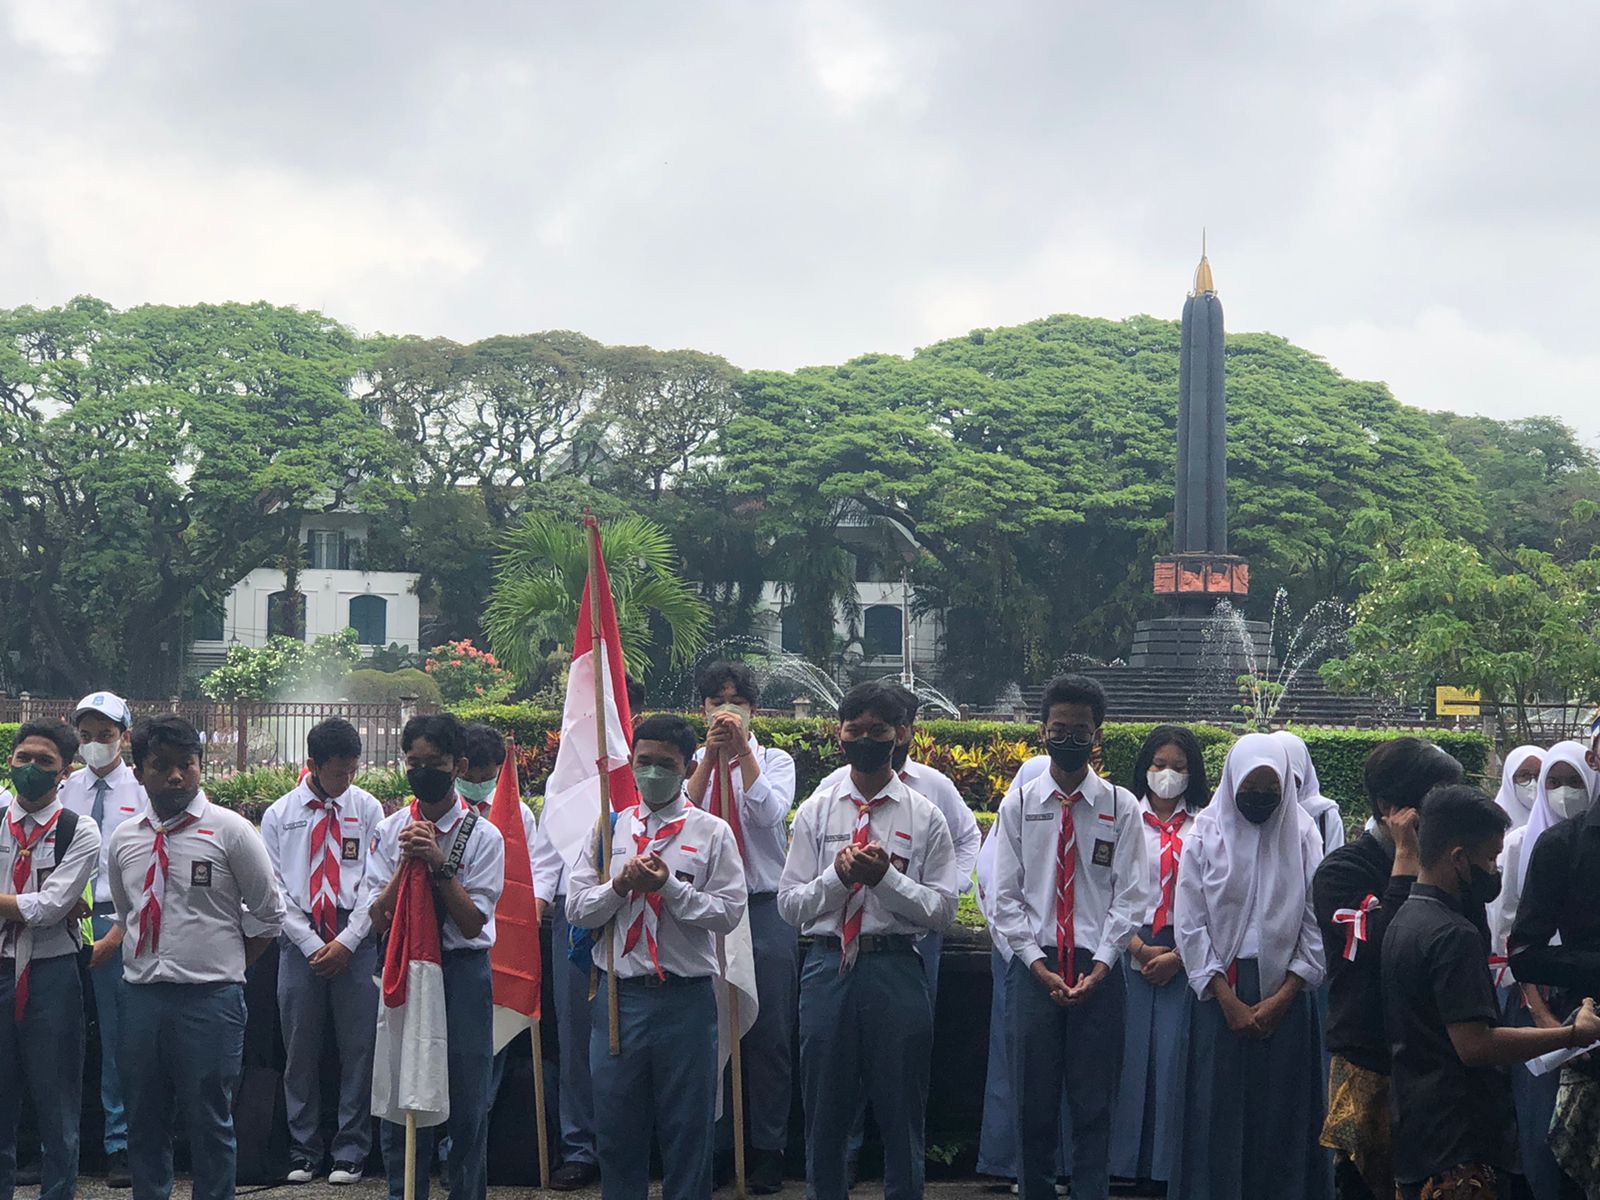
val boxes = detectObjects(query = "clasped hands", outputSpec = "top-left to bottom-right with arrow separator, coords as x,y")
612,853 -> 671,896
1031,958 -> 1109,1008
833,842 -> 890,889
1217,981 -> 1295,1041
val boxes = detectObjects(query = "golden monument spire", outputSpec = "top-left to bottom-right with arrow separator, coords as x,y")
1192,229 -> 1215,295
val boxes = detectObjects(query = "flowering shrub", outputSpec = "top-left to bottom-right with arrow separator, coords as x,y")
200,630 -> 363,701
425,639 -> 515,705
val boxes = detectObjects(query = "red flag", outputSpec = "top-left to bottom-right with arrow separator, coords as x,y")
540,520 -> 639,867
371,821 -> 449,1127
489,744 -> 542,1052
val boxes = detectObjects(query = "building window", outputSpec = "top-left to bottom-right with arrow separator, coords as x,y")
267,591 -> 307,640
192,599 -> 226,642
780,607 -> 804,654
307,530 -> 345,570
349,595 -> 387,646
863,604 -> 902,658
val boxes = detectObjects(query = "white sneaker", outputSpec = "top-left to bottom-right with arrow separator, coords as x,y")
286,1165 -> 316,1185
329,1164 -> 364,1186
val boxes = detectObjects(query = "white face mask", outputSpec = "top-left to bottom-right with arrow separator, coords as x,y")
80,740 -> 122,770
1147,767 -> 1189,801
1513,779 -> 1538,809
1547,784 -> 1590,820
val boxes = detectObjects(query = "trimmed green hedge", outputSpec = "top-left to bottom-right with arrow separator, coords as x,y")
0,724 -> 15,767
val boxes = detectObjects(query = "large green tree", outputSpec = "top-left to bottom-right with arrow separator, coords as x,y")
0,297 -> 405,696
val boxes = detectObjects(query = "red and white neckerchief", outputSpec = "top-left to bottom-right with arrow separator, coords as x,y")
706,753 -> 747,859
5,808 -> 62,1019
134,809 -> 201,958
1332,893 -> 1381,962
306,794 -> 342,944
1142,809 -> 1188,935
839,792 -> 889,975
620,807 -> 689,980
1055,791 -> 1083,985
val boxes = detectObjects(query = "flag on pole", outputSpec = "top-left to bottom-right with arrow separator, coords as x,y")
715,914 -> 760,1119
539,524 -> 639,870
489,745 -> 542,1053
372,819 -> 450,1128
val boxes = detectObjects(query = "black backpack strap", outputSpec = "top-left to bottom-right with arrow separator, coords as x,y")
54,808 -> 78,868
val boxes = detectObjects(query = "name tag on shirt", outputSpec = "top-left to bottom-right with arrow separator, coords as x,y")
341,837 -> 361,862
824,833 -> 850,844
191,861 -> 213,887
1091,839 -> 1114,868
1025,812 -> 1055,822
283,820 -> 309,831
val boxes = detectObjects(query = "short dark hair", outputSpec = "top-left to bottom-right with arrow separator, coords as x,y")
633,714 -> 697,765
401,712 -> 466,759
838,682 -> 907,727
131,715 -> 203,769
1131,724 -> 1211,809
461,722 -> 507,769
1419,784 -> 1511,868
1039,674 -> 1107,727
1364,737 -> 1464,820
625,675 -> 646,715
698,660 -> 760,707
886,682 -> 920,724
15,719 -> 79,769
306,718 -> 362,765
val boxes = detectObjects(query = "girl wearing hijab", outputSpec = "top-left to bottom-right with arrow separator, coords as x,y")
1170,733 -> 1330,1200
1493,745 -> 1546,832
1272,729 -> 1345,858
1498,742 -> 1597,1200
1110,725 -> 1211,1190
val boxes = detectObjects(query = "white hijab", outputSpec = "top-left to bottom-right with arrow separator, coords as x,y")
1272,730 -> 1323,806
1517,741 -> 1597,887
1492,744 -> 1544,831
1185,732 -> 1312,995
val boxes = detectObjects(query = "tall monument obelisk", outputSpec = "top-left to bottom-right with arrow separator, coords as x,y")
1129,244 -> 1259,668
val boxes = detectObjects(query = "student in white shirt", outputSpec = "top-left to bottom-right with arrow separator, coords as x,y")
1169,732 -> 1329,1200
686,661 -> 797,1195
57,690 -> 143,1188
780,682 -> 958,1200
2,719 -> 101,1200
108,715 -> 285,1200
991,675 -> 1148,1200
260,718 -> 385,1186
363,713 -> 505,1200
567,714 -> 747,1200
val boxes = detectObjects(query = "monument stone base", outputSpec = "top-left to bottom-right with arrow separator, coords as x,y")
1128,615 -> 1273,671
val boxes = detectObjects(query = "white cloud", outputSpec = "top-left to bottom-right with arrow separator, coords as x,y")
5,0 -> 115,69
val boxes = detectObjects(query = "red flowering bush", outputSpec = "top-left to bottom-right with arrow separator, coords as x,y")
424,639 -> 516,705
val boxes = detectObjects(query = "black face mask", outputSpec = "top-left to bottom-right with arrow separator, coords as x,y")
1462,863 -> 1503,906
1046,736 -> 1094,774
1235,788 -> 1281,825
891,741 -> 910,772
842,736 -> 895,775
407,766 -> 456,807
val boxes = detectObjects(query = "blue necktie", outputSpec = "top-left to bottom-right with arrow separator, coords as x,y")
92,778 -> 109,826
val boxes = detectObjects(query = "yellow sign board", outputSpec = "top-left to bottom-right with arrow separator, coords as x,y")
1435,686 -> 1481,717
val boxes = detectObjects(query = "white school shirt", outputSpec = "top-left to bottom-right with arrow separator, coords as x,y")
260,782 -> 387,959
565,795 -> 747,980
778,774 -> 958,938
1134,796 -> 1198,928
58,761 -> 146,906
108,792 -> 285,986
691,732 -> 796,894
0,797 -> 101,962
990,768 -> 1149,970
820,759 -> 981,894
362,798 -> 506,953
529,812 -> 564,903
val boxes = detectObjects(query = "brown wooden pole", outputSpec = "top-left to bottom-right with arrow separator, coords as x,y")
586,516 -> 621,1056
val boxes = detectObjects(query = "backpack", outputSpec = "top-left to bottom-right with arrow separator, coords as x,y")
1,806 -> 81,944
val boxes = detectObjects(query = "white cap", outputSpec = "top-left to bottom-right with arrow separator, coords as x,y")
73,691 -> 132,728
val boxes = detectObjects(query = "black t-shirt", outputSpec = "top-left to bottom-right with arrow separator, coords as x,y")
1382,884 -> 1516,1184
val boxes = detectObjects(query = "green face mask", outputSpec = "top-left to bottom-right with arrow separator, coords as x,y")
634,765 -> 684,809
9,763 -> 60,804
456,777 -> 496,805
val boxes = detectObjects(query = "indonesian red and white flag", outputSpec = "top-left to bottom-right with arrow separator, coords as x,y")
489,746 -> 542,1053
540,520 -> 639,870
715,916 -> 760,1119
371,825 -> 449,1128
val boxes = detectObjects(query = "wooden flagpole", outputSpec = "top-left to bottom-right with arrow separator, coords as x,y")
586,514 -> 622,1056
719,753 -> 748,1200
532,1018 -> 551,1186
403,1113 -> 417,1200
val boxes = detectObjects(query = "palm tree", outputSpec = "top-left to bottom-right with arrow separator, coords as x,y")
485,513 -> 710,681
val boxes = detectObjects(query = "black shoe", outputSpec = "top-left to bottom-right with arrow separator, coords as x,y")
106,1150 -> 132,1189
712,1151 -> 734,1191
549,1161 -> 599,1192
748,1148 -> 784,1195
15,1164 -> 41,1187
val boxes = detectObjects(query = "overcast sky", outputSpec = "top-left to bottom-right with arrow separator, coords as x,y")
3,1 -> 1596,444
